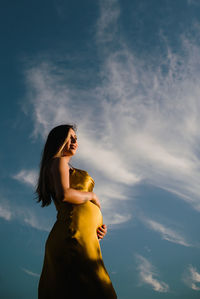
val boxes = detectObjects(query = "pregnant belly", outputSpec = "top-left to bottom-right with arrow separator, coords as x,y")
71,201 -> 103,258
72,201 -> 103,235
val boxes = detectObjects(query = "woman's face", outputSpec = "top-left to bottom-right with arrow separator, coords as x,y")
62,128 -> 78,156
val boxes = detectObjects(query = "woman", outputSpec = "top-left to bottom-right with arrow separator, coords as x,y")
35,124 -> 117,298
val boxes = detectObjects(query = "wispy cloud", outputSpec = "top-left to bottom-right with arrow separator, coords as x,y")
135,254 -> 169,293
187,0 -> 200,5
20,208 -> 51,232
96,0 -> 120,44
0,200 -> 12,220
24,62 -> 75,139
97,39 -> 200,211
0,196 -> 51,231
141,218 -> 192,247
23,60 -> 139,225
22,0 -> 200,227
182,265 -> 200,291
104,212 -> 131,226
12,169 -> 38,187
21,267 -> 40,278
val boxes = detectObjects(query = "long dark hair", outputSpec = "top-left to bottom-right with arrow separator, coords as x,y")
34,124 -> 77,207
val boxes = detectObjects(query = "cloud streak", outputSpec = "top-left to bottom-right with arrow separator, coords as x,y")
142,218 -> 192,247
21,267 -> 40,278
12,169 -> 38,187
0,196 -> 51,231
96,0 -> 120,44
0,200 -> 12,221
135,254 -> 169,292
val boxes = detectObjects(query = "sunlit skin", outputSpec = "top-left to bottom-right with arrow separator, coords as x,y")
62,128 -> 107,241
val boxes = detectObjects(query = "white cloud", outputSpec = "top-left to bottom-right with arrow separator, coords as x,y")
77,132 -> 141,185
12,169 -> 38,187
105,212 -> 131,225
23,60 -> 140,225
183,265 -> 200,291
97,40 -> 200,211
142,218 -> 192,247
93,182 -> 133,225
22,0 -> 200,227
21,267 -> 40,278
96,0 -> 120,44
21,209 -> 51,232
135,254 -> 169,293
0,196 -> 51,231
0,200 -> 12,220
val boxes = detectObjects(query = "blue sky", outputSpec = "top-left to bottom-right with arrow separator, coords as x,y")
1,0 -> 200,298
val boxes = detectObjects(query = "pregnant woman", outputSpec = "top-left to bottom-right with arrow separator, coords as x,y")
36,124 -> 117,298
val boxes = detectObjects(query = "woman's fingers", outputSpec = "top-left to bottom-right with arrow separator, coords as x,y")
98,226 -> 107,235
97,224 -> 107,239
100,226 -> 107,233
97,230 -> 104,237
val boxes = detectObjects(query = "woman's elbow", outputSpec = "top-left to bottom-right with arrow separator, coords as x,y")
61,188 -> 72,202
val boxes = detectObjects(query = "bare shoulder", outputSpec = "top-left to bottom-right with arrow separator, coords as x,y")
49,156 -> 70,174
48,157 -> 70,199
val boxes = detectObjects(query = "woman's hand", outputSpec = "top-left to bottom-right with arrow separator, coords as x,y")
97,224 -> 107,241
90,192 -> 101,209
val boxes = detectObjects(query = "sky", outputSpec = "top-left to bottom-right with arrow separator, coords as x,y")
1,0 -> 200,298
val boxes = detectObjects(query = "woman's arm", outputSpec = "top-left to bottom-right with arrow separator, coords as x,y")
62,188 -> 94,204
50,157 -> 100,207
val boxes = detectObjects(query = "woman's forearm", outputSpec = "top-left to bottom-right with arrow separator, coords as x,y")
62,188 -> 93,204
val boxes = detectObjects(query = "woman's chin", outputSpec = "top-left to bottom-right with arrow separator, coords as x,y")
69,149 -> 77,155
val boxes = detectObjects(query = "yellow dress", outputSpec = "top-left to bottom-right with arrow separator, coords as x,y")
38,167 -> 117,299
